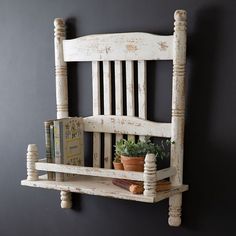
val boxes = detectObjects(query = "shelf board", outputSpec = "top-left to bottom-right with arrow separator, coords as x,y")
21,175 -> 188,203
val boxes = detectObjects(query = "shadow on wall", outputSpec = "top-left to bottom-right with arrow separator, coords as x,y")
183,6 -> 223,230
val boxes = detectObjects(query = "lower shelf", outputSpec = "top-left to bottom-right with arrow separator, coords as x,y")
21,175 -> 188,203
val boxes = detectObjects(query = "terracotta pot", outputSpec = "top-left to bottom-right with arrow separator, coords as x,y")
121,155 -> 145,172
113,162 -> 124,170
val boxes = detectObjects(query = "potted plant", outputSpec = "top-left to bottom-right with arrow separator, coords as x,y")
113,154 -> 124,170
114,137 -> 171,172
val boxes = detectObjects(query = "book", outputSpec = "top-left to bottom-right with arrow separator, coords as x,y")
44,120 -> 54,180
112,179 -> 171,194
54,117 -> 84,181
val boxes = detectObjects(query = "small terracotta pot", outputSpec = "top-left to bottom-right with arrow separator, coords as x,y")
113,162 -> 124,170
121,155 -> 145,172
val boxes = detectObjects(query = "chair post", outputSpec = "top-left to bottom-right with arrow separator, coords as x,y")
54,18 -> 72,209
168,9 -> 187,227
27,144 -> 38,181
143,154 -> 157,196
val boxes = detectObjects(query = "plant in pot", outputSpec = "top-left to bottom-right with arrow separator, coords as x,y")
114,137 -> 171,172
113,154 -> 124,170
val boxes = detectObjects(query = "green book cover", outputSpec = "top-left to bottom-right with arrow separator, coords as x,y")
44,120 -> 54,180
54,117 -> 84,181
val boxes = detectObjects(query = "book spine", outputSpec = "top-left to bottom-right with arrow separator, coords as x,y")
54,120 -> 64,181
44,121 -> 53,180
50,124 -> 55,180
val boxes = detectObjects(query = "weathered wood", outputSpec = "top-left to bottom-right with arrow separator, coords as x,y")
63,33 -> 173,61
92,61 -> 101,167
26,144 -> 38,181
126,61 -> 135,140
144,154 -> 157,196
103,61 -> 112,169
168,10 -> 187,227
22,175 -> 188,203
54,18 -> 71,209
83,115 -> 171,137
138,60 -> 147,140
115,61 -> 123,141
61,191 -> 72,208
35,163 -> 176,181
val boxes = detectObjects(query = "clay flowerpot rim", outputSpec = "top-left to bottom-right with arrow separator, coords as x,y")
120,155 -> 145,159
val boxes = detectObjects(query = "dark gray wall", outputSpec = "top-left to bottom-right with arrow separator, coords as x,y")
0,0 -> 235,235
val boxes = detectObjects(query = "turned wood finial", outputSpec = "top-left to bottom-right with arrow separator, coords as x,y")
54,18 -> 65,38
143,154 -> 157,196
174,10 -> 187,22
60,191 -> 72,209
27,144 -> 38,181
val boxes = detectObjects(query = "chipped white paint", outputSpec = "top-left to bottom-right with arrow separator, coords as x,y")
138,60 -> 147,140
126,61 -> 135,140
103,61 -> 112,169
35,162 -> 176,182
22,175 -> 188,203
83,115 -> 171,137
26,144 -> 38,181
168,10 -> 187,227
63,33 -> 173,61
54,18 -> 71,209
92,61 -> 101,167
143,154 -> 157,196
115,61 -> 123,141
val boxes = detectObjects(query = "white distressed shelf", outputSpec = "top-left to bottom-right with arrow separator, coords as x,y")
21,9 -> 188,226
22,175 -> 188,203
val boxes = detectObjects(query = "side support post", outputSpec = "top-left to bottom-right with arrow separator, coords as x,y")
168,10 -> 187,227
54,18 -> 71,209
27,144 -> 39,181
143,154 -> 157,196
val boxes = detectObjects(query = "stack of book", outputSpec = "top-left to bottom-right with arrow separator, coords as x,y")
44,117 -> 84,181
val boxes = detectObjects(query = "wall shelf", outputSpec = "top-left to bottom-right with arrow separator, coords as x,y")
21,9 -> 188,227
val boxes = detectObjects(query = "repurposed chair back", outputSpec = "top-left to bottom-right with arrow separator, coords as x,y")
54,11 -> 187,177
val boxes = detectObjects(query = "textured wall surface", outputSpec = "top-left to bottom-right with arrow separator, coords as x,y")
0,0 -> 235,235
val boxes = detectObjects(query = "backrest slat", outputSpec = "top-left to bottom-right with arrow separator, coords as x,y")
103,61 -> 112,168
115,61 -> 123,141
92,61 -> 101,167
138,60 -> 147,141
126,61 -> 135,140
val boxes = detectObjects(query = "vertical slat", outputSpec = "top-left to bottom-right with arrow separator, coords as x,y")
103,61 -> 112,169
138,60 -> 147,141
126,61 -> 135,140
115,61 -> 123,141
92,61 -> 101,167
168,10 -> 187,227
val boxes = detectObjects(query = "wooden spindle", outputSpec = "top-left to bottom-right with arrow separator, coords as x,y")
143,154 -> 157,196
26,144 -> 38,181
60,191 -> 72,208
103,61 -> 112,169
54,18 -> 72,209
168,10 -> 187,227
92,61 -> 101,167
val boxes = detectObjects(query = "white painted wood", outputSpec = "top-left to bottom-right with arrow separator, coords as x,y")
54,18 -> 72,208
83,115 -> 171,137
144,154 -> 157,196
138,60 -> 147,140
26,144 -> 39,181
92,61 -> 101,167
22,175 -> 188,203
126,61 -> 135,140
54,18 -> 68,119
103,61 -> 112,169
115,61 -> 123,141
63,33 -> 173,61
35,162 -> 176,182
168,10 -> 187,227
61,191 -> 72,208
